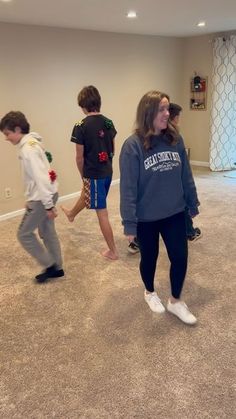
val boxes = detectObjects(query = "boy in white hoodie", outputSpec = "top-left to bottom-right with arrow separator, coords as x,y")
0,111 -> 64,283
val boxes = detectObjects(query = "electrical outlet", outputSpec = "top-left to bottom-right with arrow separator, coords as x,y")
5,187 -> 12,199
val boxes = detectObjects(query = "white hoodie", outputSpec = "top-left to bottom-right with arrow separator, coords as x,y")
17,132 -> 58,209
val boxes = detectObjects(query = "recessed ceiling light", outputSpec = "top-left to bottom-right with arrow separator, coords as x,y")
127,11 -> 137,19
1,0 -> 13,3
197,21 -> 206,27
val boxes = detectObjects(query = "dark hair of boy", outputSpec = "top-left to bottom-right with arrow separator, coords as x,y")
0,111 -> 30,134
169,103 -> 182,120
77,85 -> 101,112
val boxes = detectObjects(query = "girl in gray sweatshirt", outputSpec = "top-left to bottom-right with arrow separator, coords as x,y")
119,90 -> 199,325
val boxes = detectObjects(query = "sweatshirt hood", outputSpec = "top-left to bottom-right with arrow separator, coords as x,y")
18,132 -> 43,150
29,132 -> 43,142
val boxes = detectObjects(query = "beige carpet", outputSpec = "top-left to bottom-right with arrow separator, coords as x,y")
0,168 -> 235,419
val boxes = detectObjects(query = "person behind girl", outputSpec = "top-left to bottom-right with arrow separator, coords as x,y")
119,91 -> 200,324
0,111 -> 64,283
169,102 -> 202,242
61,85 -> 118,260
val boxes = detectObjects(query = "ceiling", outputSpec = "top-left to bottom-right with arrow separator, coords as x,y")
0,0 -> 236,37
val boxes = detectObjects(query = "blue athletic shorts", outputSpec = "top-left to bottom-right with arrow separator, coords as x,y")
83,176 -> 112,209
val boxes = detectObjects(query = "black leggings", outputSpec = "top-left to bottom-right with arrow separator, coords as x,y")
137,211 -> 188,299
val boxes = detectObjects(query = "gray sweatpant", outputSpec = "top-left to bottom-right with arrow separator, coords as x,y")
17,193 -> 63,269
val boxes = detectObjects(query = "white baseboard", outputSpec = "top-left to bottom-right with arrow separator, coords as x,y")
0,178 -> 121,222
0,208 -> 26,222
190,160 -> 210,167
110,178 -> 120,186
58,191 -> 81,203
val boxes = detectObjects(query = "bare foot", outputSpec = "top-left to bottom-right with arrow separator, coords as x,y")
60,206 -> 75,222
101,249 -> 119,260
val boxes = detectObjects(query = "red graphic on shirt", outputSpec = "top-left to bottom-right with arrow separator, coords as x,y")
49,170 -> 57,182
98,152 -> 108,162
98,129 -> 105,138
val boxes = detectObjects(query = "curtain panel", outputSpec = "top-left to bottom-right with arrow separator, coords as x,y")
210,35 -> 236,171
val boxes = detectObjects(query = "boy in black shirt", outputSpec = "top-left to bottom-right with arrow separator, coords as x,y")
61,86 -> 118,260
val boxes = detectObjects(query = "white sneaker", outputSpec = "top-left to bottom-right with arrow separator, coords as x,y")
167,299 -> 197,325
144,291 -> 165,313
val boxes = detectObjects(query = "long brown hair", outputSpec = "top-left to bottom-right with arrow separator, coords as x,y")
134,90 -> 178,150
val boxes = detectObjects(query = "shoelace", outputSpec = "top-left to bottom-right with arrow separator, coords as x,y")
177,302 -> 191,314
151,294 -> 162,304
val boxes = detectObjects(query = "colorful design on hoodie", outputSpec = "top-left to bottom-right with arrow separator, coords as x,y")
17,132 -> 58,209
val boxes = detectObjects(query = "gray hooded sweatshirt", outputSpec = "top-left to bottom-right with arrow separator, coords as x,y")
119,133 -> 200,236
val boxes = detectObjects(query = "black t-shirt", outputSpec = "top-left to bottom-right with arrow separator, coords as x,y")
71,114 -> 117,179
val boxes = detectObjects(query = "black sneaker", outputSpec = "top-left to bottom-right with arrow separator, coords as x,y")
188,228 -> 202,242
35,264 -> 64,283
128,237 -> 140,254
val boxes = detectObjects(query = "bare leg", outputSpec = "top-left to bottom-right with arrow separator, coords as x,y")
61,188 -> 86,222
96,208 -> 118,260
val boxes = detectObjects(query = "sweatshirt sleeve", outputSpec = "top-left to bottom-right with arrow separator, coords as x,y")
179,136 -> 200,217
119,137 -> 140,235
24,144 -> 55,209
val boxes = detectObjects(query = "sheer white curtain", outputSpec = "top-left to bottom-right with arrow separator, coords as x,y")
210,35 -> 236,171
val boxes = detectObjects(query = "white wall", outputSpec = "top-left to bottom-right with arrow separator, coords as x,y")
180,35 -> 213,163
0,22 -> 185,214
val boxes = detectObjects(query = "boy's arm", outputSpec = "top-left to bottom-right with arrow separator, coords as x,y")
179,137 -> 200,216
75,144 -> 84,178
